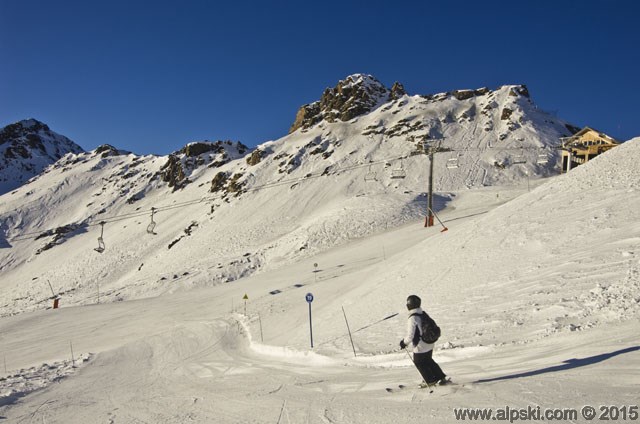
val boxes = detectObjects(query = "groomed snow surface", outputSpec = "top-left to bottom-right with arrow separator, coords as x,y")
1,139 -> 639,423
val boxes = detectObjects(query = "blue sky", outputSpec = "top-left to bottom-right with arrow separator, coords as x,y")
1,0 -> 638,155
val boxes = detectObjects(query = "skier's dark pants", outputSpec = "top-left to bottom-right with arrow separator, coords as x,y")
413,350 -> 446,384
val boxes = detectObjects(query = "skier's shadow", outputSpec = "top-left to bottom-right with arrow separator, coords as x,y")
474,345 -> 640,384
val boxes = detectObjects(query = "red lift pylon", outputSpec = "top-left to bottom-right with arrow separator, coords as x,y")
427,207 -> 448,232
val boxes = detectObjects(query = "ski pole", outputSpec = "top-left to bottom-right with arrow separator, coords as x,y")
404,347 -> 434,392
403,347 -> 416,364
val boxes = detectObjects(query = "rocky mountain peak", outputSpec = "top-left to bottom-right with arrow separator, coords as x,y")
289,74 -> 406,133
0,119 -> 84,194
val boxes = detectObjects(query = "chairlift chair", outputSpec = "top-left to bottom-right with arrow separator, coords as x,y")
446,157 -> 459,169
364,164 -> 377,182
390,159 -> 406,179
94,222 -> 106,253
512,149 -> 527,164
536,153 -> 549,164
147,207 -> 157,235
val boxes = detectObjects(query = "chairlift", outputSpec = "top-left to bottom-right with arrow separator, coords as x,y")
390,159 -> 406,179
147,207 -> 157,235
446,157 -> 459,169
512,149 -> 527,164
94,221 -> 106,253
364,164 -> 377,182
536,153 -> 549,164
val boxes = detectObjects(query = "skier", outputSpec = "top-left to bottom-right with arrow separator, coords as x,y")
399,294 -> 449,387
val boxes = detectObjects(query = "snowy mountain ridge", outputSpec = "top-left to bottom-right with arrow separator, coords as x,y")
1,76 -> 580,316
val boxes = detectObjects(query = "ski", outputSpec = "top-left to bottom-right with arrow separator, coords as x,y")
385,379 -> 455,393
385,384 -> 405,393
385,383 -> 434,393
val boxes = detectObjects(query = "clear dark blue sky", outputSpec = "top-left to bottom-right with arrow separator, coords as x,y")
1,0 -> 638,155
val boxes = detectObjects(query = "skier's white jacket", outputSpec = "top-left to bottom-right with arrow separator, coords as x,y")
403,307 -> 435,353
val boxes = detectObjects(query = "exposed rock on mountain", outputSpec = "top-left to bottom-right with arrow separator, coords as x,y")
94,144 -> 130,158
160,154 -> 188,189
0,119 -> 84,194
390,82 -> 407,100
246,149 -> 265,166
160,140 -> 248,191
289,74 -> 406,133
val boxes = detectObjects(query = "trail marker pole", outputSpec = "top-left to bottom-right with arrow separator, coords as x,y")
342,306 -> 357,358
3,354 -> 6,374
70,341 -> 76,368
243,294 -> 248,316
306,293 -> 314,348
258,314 -> 264,342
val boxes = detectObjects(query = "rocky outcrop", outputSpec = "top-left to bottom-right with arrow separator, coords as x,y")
35,223 -> 83,254
209,171 -> 245,197
453,90 -> 475,101
210,171 -> 228,192
289,74 -> 407,133
0,119 -> 84,194
159,141 -> 249,191
94,144 -> 128,158
390,82 -> 407,100
181,142 -> 223,157
160,154 -> 188,189
508,85 -> 530,98
181,141 -> 248,157
246,149 -> 264,166
501,107 -> 513,121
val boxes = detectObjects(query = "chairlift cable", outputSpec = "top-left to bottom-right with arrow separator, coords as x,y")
5,146 -> 553,242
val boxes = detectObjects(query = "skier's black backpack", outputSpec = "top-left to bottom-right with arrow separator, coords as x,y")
411,312 -> 441,344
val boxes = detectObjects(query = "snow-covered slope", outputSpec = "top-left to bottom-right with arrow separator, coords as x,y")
0,119 -> 84,194
1,75 -> 579,316
0,132 -> 637,423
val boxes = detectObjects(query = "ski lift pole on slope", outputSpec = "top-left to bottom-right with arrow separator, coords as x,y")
47,280 -> 60,309
427,207 -> 448,232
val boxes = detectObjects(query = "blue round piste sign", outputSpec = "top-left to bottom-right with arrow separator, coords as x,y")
305,293 -> 314,303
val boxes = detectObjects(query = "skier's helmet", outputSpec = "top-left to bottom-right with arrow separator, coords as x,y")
406,295 -> 421,310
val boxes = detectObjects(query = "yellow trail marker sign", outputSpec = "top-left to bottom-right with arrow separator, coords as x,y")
242,294 -> 249,315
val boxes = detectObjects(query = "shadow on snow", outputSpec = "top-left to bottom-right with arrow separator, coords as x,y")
475,346 -> 640,384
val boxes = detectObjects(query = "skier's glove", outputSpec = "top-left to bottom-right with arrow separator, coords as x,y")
399,340 -> 406,349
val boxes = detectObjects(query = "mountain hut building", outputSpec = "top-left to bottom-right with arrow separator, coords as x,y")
559,127 -> 620,173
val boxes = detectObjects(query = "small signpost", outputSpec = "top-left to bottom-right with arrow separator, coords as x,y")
305,293 -> 314,348
243,294 -> 249,316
